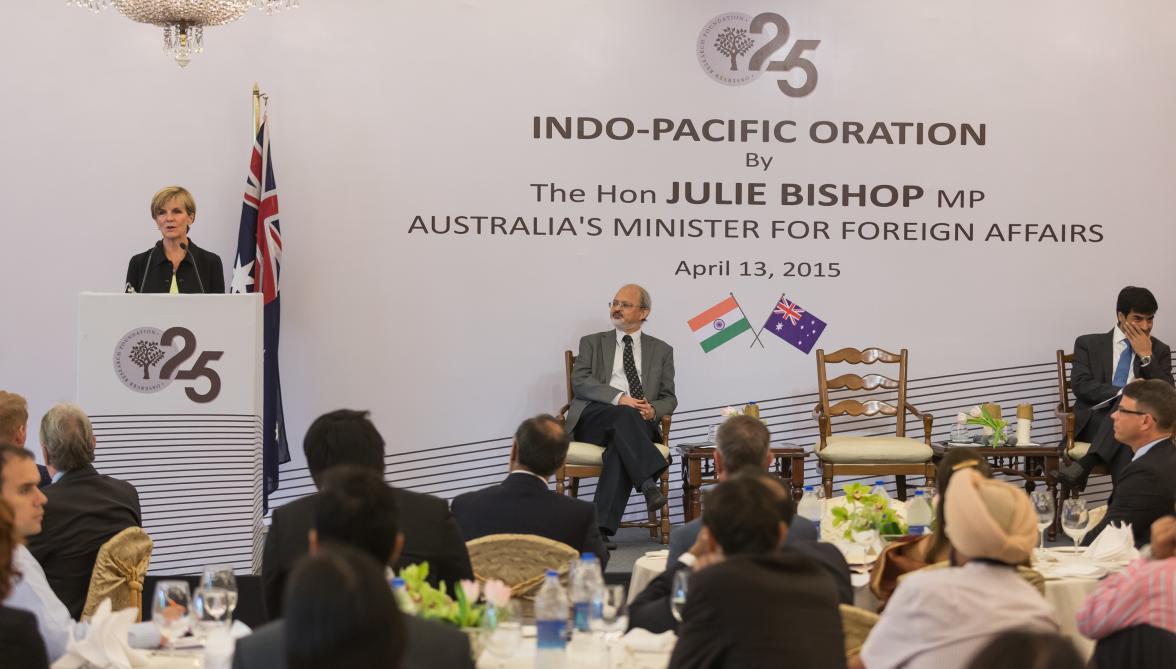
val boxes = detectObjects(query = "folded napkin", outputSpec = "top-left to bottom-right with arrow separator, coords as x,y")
618,628 -> 676,653
1046,562 -> 1107,580
53,599 -> 150,669
1086,522 -> 1137,562
643,549 -> 669,559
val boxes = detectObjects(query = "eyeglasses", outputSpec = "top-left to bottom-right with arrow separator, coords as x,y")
1116,407 -> 1152,418
608,301 -> 643,310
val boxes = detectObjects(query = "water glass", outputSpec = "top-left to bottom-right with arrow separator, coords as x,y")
480,600 -> 522,668
151,580 -> 192,645
850,515 -> 879,556
201,565 -> 238,621
1030,490 -> 1055,552
1060,498 -> 1089,552
670,570 -> 688,622
192,586 -> 230,641
600,584 -> 628,635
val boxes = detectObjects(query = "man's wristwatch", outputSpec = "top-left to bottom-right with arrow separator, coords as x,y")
1140,355 -> 1153,367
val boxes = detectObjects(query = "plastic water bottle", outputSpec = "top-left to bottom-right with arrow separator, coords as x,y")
389,577 -> 416,615
871,480 -> 891,504
796,485 -> 824,536
907,490 -> 933,535
535,570 -> 568,668
570,553 -> 604,631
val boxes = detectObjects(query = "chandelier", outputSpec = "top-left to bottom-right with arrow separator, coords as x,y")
68,1 -> 300,68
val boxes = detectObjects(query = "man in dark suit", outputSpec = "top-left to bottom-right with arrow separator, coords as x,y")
0,391 -> 50,489
452,415 -> 609,566
566,284 -> 677,544
261,409 -> 472,618
236,466 -> 473,669
1058,286 -> 1173,489
667,415 -> 818,566
1083,380 -> 1176,547
665,472 -> 846,669
26,404 -> 140,619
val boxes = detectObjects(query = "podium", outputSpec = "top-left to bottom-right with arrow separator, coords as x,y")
77,292 -> 264,575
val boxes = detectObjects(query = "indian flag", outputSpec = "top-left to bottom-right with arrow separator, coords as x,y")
688,296 -> 752,352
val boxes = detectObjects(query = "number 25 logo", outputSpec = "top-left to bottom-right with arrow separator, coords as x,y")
158,327 -> 223,403
700,12 -> 820,97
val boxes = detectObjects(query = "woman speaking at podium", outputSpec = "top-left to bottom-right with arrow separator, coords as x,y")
125,186 -> 225,294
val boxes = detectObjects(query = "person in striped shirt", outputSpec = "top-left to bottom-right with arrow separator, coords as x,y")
1077,515 -> 1176,640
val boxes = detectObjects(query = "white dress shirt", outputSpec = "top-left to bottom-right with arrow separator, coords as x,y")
1132,437 -> 1165,463
1113,325 -> 1138,385
6,545 -> 77,661
609,328 -> 643,403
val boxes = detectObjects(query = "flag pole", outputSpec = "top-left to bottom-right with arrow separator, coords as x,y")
731,292 -> 765,348
252,83 -> 261,134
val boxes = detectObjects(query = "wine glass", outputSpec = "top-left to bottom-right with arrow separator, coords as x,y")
600,584 -> 628,636
1060,498 -> 1090,553
480,600 -> 522,668
670,570 -> 689,622
850,515 -> 879,557
192,586 -> 229,641
201,565 -> 238,622
151,580 -> 192,645
1029,490 -> 1055,554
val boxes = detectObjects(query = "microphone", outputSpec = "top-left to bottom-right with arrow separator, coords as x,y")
179,241 -> 206,294
138,246 -> 155,293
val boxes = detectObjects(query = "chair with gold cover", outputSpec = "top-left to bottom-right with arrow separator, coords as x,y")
814,347 -> 936,500
82,526 -> 153,621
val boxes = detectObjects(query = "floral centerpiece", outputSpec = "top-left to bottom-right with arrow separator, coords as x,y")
829,482 -> 908,541
961,405 -> 1008,447
397,563 -> 512,627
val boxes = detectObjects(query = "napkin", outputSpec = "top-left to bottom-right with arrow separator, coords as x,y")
618,628 -> 676,653
53,599 -> 150,669
1085,522 -> 1138,562
643,549 -> 669,559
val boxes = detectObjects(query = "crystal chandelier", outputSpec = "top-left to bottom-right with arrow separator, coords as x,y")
68,1 -> 300,68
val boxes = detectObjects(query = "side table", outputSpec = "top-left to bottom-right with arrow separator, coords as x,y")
676,443 -> 807,522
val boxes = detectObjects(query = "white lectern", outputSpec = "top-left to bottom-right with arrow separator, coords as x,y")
78,292 -> 264,575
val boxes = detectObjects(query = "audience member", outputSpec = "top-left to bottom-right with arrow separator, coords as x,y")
26,404 -> 141,619
1082,379 -> 1176,547
0,392 -> 49,488
451,415 -> 609,566
667,415 -> 817,566
262,409 -> 472,617
1077,515 -> 1176,668
284,544 -> 404,669
0,496 -> 50,669
870,447 -> 992,604
964,631 -> 1084,669
854,469 -> 1058,669
237,466 -> 474,669
666,471 -> 847,669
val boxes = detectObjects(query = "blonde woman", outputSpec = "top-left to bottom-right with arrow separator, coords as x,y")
125,186 -> 224,294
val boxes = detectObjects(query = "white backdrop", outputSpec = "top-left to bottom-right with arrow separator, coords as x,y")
2,1 -> 1175,478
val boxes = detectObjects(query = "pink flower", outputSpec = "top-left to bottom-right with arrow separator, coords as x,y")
459,579 -> 480,603
720,406 -> 740,417
968,406 -> 983,418
483,579 -> 512,608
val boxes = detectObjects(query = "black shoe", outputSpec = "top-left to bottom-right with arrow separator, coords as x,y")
600,531 -> 617,551
643,485 -> 667,512
1053,461 -> 1089,490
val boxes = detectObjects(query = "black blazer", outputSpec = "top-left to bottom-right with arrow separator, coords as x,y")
232,615 -> 473,669
1071,330 -> 1173,435
629,540 -> 852,634
667,551 -> 847,669
262,488 -> 474,619
124,239 -> 225,294
1084,439 -> 1176,547
450,472 -> 609,568
25,464 -> 141,620
0,606 -> 50,669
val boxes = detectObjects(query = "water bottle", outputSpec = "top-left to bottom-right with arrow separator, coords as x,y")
535,570 -> 568,668
570,556 -> 592,632
871,480 -> 891,504
389,577 -> 415,615
582,554 -> 605,629
796,485 -> 824,536
907,490 -> 933,535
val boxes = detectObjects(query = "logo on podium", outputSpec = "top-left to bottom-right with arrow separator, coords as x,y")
113,326 -> 224,403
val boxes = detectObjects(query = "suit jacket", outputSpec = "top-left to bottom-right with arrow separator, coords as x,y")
0,605 -> 50,669
630,539 -> 851,634
450,472 -> 609,568
262,488 -> 473,618
668,515 -> 819,565
124,239 -> 225,294
36,464 -> 51,489
1071,330 -> 1173,436
1085,439 -> 1176,547
26,464 -> 141,619
565,330 -> 677,436
232,615 -> 473,669
667,551 -> 847,669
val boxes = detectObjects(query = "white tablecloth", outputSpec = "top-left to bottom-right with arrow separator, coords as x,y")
628,551 -> 669,604
476,636 -> 671,669
1043,577 -> 1099,658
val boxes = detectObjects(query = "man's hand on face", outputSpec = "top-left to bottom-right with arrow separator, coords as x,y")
1123,320 -> 1154,358
1150,516 -> 1176,560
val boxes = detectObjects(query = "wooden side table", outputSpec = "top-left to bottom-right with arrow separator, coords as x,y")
931,443 -> 1063,540
676,444 -> 807,522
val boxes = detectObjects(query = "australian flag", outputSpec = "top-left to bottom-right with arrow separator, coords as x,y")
762,295 -> 828,354
231,117 -> 290,509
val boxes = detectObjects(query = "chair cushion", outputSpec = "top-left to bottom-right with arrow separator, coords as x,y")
815,435 -> 932,464
1067,441 -> 1091,459
566,441 -> 670,466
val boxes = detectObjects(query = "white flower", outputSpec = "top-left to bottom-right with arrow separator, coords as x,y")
956,412 -> 968,423
720,406 -> 740,417
968,406 -> 983,418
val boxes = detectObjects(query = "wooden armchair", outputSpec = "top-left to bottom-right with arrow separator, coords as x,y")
1054,349 -> 1093,462
813,347 -> 935,500
555,350 -> 672,544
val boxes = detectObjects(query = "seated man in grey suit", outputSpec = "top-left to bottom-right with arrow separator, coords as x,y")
667,415 -> 817,565
451,414 -> 609,567
566,284 -> 677,546
234,465 -> 474,669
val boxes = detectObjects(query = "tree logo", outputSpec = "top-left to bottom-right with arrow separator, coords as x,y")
697,13 -> 763,86
113,327 -> 175,393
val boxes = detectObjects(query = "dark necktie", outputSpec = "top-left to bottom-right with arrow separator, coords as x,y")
622,334 -> 644,400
